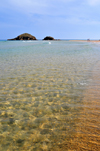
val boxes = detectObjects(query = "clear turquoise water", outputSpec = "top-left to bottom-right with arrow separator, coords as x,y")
0,40 -> 100,150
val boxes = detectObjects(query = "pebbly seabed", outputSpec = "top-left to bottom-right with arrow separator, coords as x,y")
0,40 -> 100,150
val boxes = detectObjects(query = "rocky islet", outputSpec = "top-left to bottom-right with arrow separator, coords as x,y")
8,33 -> 55,40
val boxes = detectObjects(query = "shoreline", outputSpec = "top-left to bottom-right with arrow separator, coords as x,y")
69,40 -> 100,43
1,39 -> 100,42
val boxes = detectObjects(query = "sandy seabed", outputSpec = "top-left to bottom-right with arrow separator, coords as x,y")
0,40 -> 100,151
68,61 -> 100,151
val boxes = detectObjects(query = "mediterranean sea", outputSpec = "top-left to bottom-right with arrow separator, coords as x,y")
0,40 -> 100,150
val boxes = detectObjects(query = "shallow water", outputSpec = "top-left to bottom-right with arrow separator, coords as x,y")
0,40 -> 100,150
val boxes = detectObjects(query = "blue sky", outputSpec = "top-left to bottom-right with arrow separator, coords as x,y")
0,0 -> 100,39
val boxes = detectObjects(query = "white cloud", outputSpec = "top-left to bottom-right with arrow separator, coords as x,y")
87,0 -> 100,6
1,0 -> 100,25
0,0 -> 48,14
0,0 -> 75,15
10,0 -> 47,12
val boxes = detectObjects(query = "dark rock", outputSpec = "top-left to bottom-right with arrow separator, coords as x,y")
8,33 -> 37,40
9,118 -> 14,124
16,139 -> 24,144
43,36 -> 54,40
40,128 -> 52,134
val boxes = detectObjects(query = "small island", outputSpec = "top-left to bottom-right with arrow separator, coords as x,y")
8,33 -> 37,40
43,36 -> 55,40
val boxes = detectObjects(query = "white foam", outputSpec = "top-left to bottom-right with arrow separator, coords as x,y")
79,83 -> 87,85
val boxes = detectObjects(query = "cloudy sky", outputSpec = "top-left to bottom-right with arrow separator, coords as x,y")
0,0 -> 100,39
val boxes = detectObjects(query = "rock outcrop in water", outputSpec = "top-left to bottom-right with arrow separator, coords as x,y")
8,33 -> 37,40
43,36 -> 55,40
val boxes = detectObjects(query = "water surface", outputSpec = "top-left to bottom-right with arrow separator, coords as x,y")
0,40 -> 100,150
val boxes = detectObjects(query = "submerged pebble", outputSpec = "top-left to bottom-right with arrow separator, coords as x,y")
0,40 -> 99,151
40,129 -> 52,135
9,118 -> 15,124
16,139 -> 24,144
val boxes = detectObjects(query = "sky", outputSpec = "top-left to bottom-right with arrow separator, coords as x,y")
0,0 -> 100,39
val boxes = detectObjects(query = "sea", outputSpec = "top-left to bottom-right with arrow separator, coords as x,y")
0,40 -> 100,151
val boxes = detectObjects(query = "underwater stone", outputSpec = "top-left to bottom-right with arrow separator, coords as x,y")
40,129 -> 52,134
16,139 -> 24,143
9,118 -> 14,124
61,104 -> 69,110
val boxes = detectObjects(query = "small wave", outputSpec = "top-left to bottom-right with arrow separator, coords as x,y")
23,40 -> 33,42
77,82 -> 87,85
79,82 -> 87,85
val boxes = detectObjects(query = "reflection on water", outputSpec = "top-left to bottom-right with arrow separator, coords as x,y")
0,41 -> 100,150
